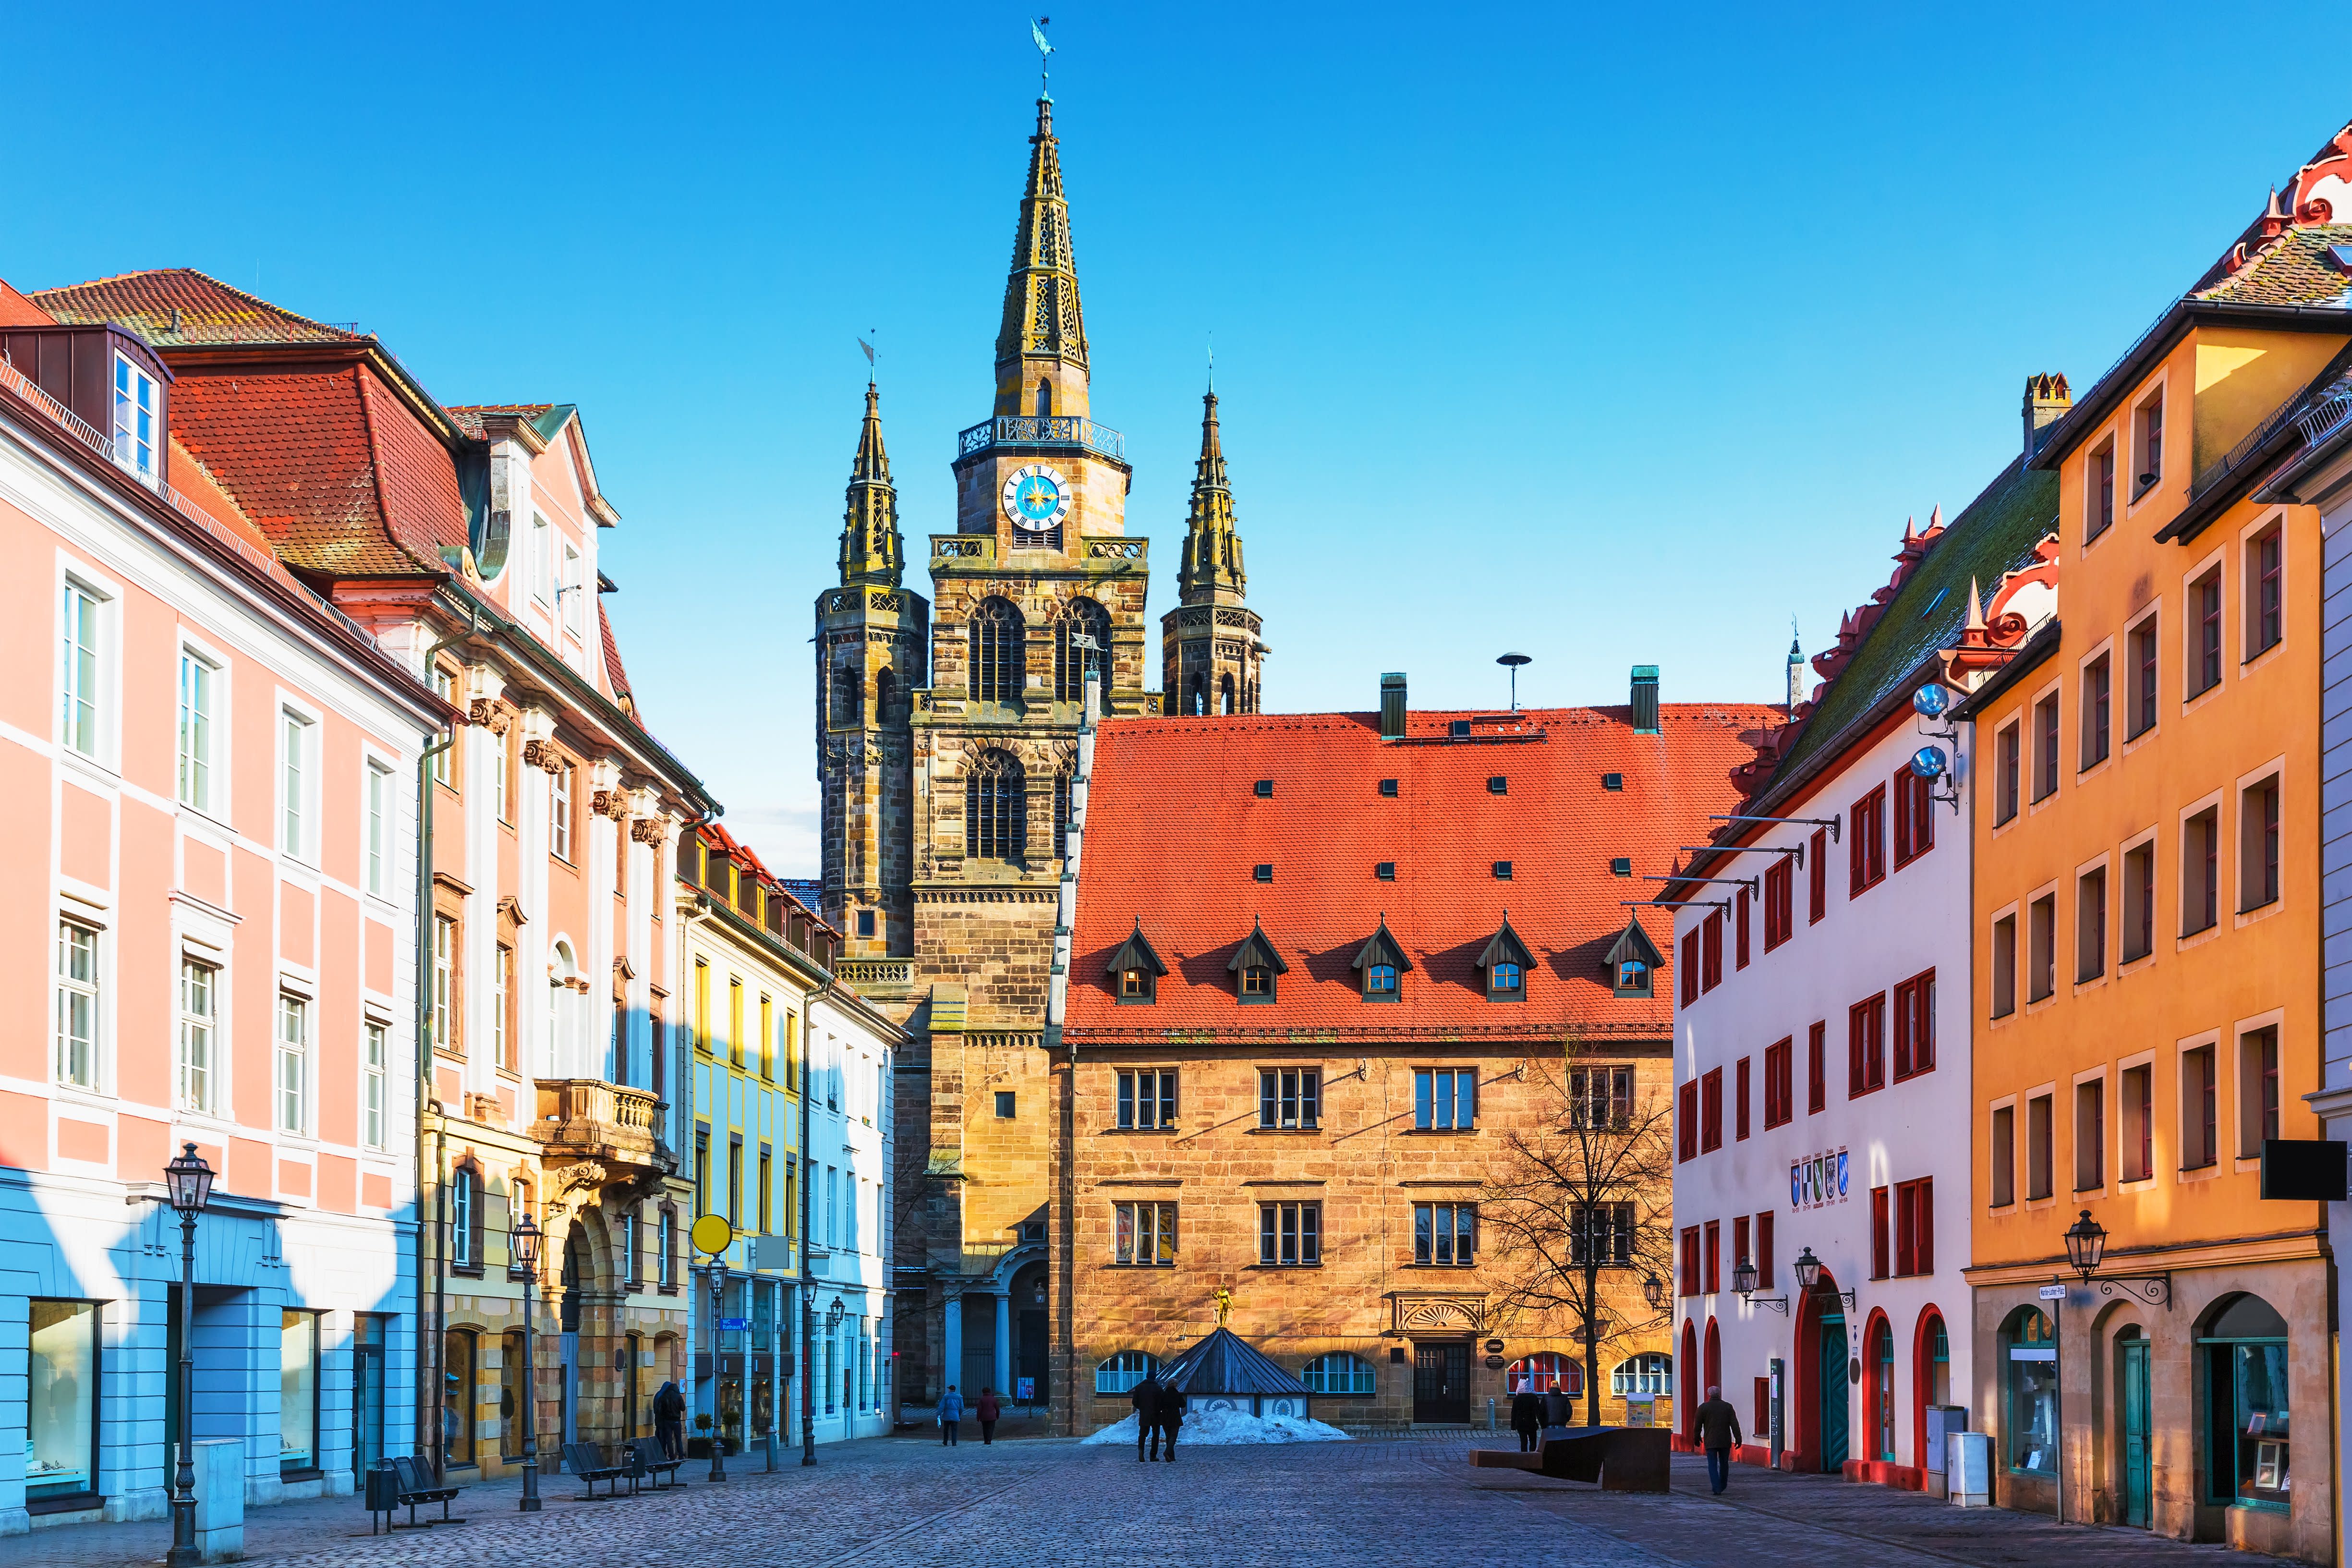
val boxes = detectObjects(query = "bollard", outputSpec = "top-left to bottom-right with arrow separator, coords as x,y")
1487,1397 -> 1497,1432
193,1438 -> 244,1563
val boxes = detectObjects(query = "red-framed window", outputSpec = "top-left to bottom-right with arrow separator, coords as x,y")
1892,968 -> 1936,1081
1701,911 -> 1724,993
1679,1225 -> 1700,1296
1870,1184 -> 1891,1278
1703,1219 -> 1720,1294
1806,1021 -> 1826,1114
1764,1036 -> 1793,1129
1677,1080 -> 1698,1163
1735,1056 -> 1751,1141
1680,928 -> 1700,1007
1763,857 -> 1793,950
1808,829 -> 1828,922
1893,1177 -> 1934,1277
1734,888 -> 1751,969
1756,1211 -> 1775,1288
1732,1215 -> 1750,1279
1848,993 -> 1886,1098
1892,767 -> 1935,867
1850,786 -> 1887,896
1700,1067 -> 1723,1153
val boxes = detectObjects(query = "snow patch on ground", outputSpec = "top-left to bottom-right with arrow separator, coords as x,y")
1080,1408 -> 1353,1446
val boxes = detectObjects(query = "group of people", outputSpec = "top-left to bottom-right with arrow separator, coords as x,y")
1508,1377 -> 1748,1498
935,1386 -> 1006,1446
1126,1374 -> 1188,1461
1505,1381 -> 1581,1451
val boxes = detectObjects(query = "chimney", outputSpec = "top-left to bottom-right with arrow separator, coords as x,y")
1630,666 -> 1660,734
2024,372 -> 2072,461
1380,672 -> 1407,740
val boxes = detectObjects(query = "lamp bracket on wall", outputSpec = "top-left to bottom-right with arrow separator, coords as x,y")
1710,813 -> 1840,843
1680,842 -> 1805,868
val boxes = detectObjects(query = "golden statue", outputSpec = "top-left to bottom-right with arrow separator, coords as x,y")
1214,1287 -> 1233,1326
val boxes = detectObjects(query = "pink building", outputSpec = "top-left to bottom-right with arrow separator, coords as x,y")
0,279 -> 451,1529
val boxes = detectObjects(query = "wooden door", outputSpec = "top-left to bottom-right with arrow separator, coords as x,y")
1414,1342 -> 1471,1423
1817,1317 -> 1848,1472
2122,1339 -> 2152,1527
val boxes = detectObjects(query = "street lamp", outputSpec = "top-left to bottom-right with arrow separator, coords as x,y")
2063,1209 -> 2107,1280
1732,1257 -> 1790,1316
824,1298 -> 846,1422
1791,1246 -> 1855,1309
512,1213 -> 542,1513
163,1143 -> 213,1568
709,1254 -> 730,1483
1640,1272 -> 1665,1313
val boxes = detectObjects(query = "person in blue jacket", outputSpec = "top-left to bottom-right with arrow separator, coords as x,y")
938,1385 -> 965,1446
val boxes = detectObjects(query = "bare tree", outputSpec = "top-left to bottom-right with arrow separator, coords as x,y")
1480,1034 -> 1677,1426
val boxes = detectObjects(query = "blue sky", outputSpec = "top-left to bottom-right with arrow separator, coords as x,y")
7,2 -> 2343,870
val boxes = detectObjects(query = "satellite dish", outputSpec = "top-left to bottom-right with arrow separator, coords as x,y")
1911,684 -> 1952,718
1910,745 -> 1949,779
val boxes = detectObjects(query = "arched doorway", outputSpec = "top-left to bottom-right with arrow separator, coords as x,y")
1862,1310 -> 1894,1465
2197,1292 -> 2291,1513
1679,1318 -> 1699,1444
1911,1308 -> 1949,1476
1794,1264 -> 1848,1472
1009,1259 -> 1050,1409
2114,1323 -> 2151,1527
1702,1317 -> 1722,1412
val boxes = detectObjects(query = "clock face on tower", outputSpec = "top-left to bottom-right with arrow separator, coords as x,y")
1002,464 -> 1073,532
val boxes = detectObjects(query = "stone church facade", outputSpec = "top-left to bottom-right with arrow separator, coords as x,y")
813,91 -> 1264,1412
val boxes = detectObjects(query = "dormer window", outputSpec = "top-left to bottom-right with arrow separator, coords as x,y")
1478,916 -> 1533,1003
1228,919 -> 1288,1005
112,354 -> 158,485
1603,915 -> 1664,1000
1104,921 -> 1167,1007
1352,916 -> 1411,1004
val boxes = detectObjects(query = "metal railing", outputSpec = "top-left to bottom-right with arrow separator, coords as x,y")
957,414 -> 1126,461
2295,387 -> 2352,452
2193,381 -> 2329,500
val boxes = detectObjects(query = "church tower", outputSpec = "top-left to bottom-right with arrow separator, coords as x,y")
1160,384 -> 1265,714
816,381 -> 927,957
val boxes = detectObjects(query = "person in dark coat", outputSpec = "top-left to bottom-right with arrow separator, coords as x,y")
976,1386 -> 1002,1445
652,1379 -> 687,1460
1130,1374 -> 1163,1462
1155,1386 -> 1187,1460
1509,1385 -> 1545,1451
1542,1380 -> 1573,1429
1695,1385 -> 1744,1495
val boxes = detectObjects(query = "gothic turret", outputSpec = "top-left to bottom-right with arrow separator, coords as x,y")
839,382 -> 903,588
994,97 -> 1091,420
1161,382 -> 1266,715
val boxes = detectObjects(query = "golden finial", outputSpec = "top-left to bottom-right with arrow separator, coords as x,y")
1214,1287 -> 1233,1326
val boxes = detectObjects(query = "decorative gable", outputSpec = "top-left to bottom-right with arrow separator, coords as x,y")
1105,919 -> 1168,1004
1603,917 -> 1664,998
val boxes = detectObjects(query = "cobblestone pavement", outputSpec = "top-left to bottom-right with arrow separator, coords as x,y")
0,1435 -> 2289,1567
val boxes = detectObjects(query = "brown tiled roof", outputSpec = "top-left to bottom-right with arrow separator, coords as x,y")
1064,703 -> 1776,1045
30,268 -> 363,346
2193,224 -> 2352,306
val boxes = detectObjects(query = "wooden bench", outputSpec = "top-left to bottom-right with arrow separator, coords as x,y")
366,1455 -> 463,1531
627,1437 -> 685,1492
1469,1425 -> 1671,1492
562,1441 -> 632,1500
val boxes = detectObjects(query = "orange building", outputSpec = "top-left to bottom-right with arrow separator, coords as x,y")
1956,129 -> 2352,1561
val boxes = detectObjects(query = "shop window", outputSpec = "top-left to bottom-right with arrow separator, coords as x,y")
444,1328 -> 477,1465
2200,1294 -> 2291,1511
281,1309 -> 321,1476
2004,1307 -> 2057,1476
27,1300 -> 99,1508
499,1329 -> 527,1459
1505,1352 -> 1584,1396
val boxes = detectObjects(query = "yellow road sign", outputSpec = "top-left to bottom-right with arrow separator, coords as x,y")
690,1214 -> 734,1257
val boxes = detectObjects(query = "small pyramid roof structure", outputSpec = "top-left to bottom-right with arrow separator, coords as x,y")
1158,1327 -> 1309,1397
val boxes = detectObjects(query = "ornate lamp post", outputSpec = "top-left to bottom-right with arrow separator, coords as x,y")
1791,1246 -> 1855,1309
2063,1210 -> 2107,1279
164,1143 -> 214,1568
1731,1257 -> 1790,1315
708,1253 -> 730,1483
512,1213 -> 542,1513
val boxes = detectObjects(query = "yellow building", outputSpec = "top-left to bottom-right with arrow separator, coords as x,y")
1958,146 -> 2352,1561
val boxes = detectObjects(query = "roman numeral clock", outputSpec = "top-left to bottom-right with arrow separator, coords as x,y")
1002,464 -> 1072,533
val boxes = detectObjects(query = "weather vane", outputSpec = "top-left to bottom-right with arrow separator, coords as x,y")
1031,16 -> 1054,97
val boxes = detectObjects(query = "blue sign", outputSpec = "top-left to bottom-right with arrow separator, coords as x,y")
719,1317 -> 752,1331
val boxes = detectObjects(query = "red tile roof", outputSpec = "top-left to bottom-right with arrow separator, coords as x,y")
30,269 -> 362,345
0,278 -> 54,327
167,362 -> 467,577
1063,703 -> 1776,1045
164,438 -> 276,557
599,602 -> 633,706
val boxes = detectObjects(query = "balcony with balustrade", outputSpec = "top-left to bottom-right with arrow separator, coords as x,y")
531,1078 -> 671,1185
955,414 -> 1128,465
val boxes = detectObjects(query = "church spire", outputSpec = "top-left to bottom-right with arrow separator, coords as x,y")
1178,385 -> 1246,603
993,96 -> 1091,418
838,383 -> 902,587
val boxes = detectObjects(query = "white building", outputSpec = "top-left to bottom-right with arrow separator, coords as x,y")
1669,394 -> 2060,1487
801,985 -> 897,1442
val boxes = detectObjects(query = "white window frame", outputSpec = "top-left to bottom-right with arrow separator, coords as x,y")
279,703 -> 318,863
55,918 -> 102,1090
111,352 -> 158,485
450,1167 -> 475,1268
491,724 -> 511,824
551,761 -> 574,862
364,758 -> 393,898
430,667 -> 457,786
432,914 -> 457,1054
363,1016 -> 388,1150
532,515 -> 553,606
275,991 -> 309,1135
177,956 -> 218,1114
59,571 -> 116,766
561,544 -> 584,637
177,641 -> 224,815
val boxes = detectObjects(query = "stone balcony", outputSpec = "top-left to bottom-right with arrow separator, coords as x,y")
531,1078 -> 671,1188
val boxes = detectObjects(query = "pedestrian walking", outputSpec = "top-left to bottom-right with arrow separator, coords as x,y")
1156,1386 -> 1187,1461
653,1378 -> 687,1460
939,1385 -> 965,1446
977,1386 -> 1001,1445
1695,1385 -> 1743,1495
1509,1385 -> 1544,1452
1130,1373 -> 1163,1462
1542,1380 -> 1572,1429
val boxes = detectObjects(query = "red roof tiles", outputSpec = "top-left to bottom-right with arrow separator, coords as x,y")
30,269 -> 361,346
0,278 -> 54,327
1063,703 -> 1777,1044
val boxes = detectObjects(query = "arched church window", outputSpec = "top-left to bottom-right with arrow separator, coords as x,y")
1187,672 -> 1206,717
1054,598 -> 1111,703
874,667 -> 896,723
970,597 -> 1023,704
1220,673 -> 1236,715
832,663 -> 861,729
966,749 -> 1025,863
